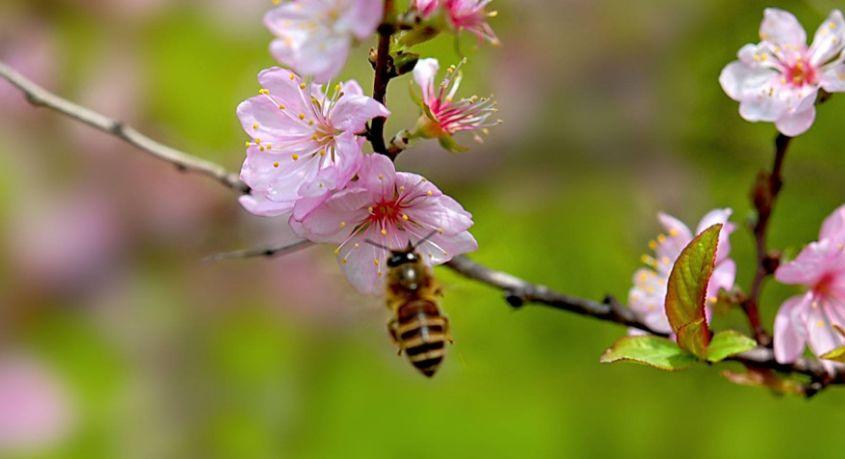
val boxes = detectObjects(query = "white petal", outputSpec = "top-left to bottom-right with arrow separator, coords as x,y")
775,104 -> 816,136
810,10 -> 845,66
760,8 -> 807,47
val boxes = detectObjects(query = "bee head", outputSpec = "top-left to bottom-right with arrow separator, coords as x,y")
387,250 -> 419,268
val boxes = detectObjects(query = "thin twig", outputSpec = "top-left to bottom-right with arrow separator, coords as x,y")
1,60 -> 842,393
742,132 -> 791,345
0,61 -> 249,194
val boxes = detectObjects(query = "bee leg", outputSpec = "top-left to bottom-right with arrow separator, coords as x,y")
387,319 -> 404,355
443,316 -> 454,344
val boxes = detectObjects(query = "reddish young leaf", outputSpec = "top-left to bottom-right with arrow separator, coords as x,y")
665,223 -> 722,358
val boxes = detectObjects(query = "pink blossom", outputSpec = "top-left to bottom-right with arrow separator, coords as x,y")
264,0 -> 383,82
0,355 -> 72,453
719,8 -> 845,136
237,67 -> 389,219
412,58 -> 499,151
628,209 -> 737,334
773,205 -> 845,371
295,154 -> 477,294
413,0 -> 499,44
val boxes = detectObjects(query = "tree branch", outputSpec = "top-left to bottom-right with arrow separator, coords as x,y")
0,61 -> 249,194
742,133 -> 791,345
369,0 -> 398,159
1,60 -> 842,394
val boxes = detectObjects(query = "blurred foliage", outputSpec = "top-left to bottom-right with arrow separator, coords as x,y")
1,0 -> 844,458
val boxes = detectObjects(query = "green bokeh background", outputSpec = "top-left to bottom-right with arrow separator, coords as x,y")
1,0 -> 844,458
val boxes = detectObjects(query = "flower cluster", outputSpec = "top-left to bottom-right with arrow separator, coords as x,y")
720,8 -> 845,136
239,0 -> 499,293
414,0 -> 499,45
773,205 -> 845,371
628,209 -> 736,334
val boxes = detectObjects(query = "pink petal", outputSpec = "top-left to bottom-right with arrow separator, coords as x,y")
696,208 -> 735,263
345,0 -> 384,39
819,63 -> 845,92
774,294 -> 810,363
357,154 -> 397,199
760,8 -> 807,48
413,58 -> 440,106
707,259 -> 736,300
775,104 -> 816,136
809,10 -> 845,66
776,240 -> 845,286
820,204 -> 845,242
298,188 -> 372,242
338,226 -> 389,294
806,299 -> 845,359
329,86 -> 390,132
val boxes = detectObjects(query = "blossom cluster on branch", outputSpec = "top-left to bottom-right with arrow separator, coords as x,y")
239,0 -> 499,293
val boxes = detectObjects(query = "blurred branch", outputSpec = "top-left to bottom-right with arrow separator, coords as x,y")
203,240 -> 314,262
0,60 -> 249,194
1,60 -> 842,396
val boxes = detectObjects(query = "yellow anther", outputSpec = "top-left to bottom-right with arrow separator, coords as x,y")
657,234 -> 666,243
291,153 -> 299,160
333,247 -> 340,255
308,120 -> 314,126
354,242 -> 360,248
374,258 -> 380,266
259,146 -> 265,152
401,214 -> 409,221
255,138 -> 262,144
381,228 -> 388,235
298,113 -> 306,120
273,162 -> 279,168
341,258 -> 348,265
258,88 -> 270,95
252,122 -> 259,130
278,104 -> 286,110
289,73 -> 295,81
320,149 -> 327,156
368,206 -> 374,213
265,144 -> 272,150
668,229 -> 679,237
378,174 -> 384,180
245,141 -> 251,147
339,221 -> 347,228
426,190 -> 433,196
648,240 -> 657,250
299,82 -> 306,89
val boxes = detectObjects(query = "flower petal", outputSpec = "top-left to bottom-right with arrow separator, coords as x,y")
774,293 -> 810,363
413,58 -> 440,106
329,84 -> 390,132
809,10 -> 845,66
774,104 -> 816,136
819,62 -> 845,92
760,8 -> 806,48
820,204 -> 845,243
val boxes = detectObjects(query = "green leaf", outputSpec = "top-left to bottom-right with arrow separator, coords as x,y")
665,223 -> 722,358
599,335 -> 697,371
820,346 -> 845,362
438,135 -> 469,153
706,330 -> 757,362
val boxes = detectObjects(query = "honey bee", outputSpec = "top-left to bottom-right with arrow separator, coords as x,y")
372,233 -> 450,377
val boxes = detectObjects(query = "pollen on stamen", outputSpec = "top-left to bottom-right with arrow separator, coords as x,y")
291,153 -> 300,160
354,242 -> 360,248
333,247 -> 341,255
298,113 -> 306,120
273,162 -> 279,168
341,258 -> 348,265
252,122 -> 259,130
641,255 -> 657,267
339,221 -> 347,228
320,149 -> 327,156
289,73 -> 295,81
258,88 -> 270,95
401,214 -> 409,221
657,234 -> 666,243
648,240 -> 657,250
299,82 -> 306,89
278,104 -> 286,110
380,228 -> 387,236
426,190 -> 433,196
373,259 -> 380,266
255,138 -> 262,144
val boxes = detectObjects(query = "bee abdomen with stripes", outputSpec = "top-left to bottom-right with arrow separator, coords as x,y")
395,300 -> 448,377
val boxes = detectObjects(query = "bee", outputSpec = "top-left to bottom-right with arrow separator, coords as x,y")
371,233 -> 450,377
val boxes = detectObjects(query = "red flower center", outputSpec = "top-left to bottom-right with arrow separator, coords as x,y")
369,200 -> 403,226
786,59 -> 817,87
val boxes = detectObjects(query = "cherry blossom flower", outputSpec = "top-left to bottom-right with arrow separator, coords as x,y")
264,0 -> 383,82
719,8 -> 845,136
0,355 -> 72,453
773,205 -> 845,371
237,67 -> 389,219
411,58 -> 499,152
628,209 -> 737,334
413,0 -> 499,45
295,154 -> 477,294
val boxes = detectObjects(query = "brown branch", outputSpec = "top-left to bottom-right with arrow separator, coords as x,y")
1,60 -> 842,395
369,0 -> 398,159
742,133 -> 791,345
0,61 -> 249,194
